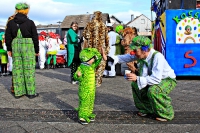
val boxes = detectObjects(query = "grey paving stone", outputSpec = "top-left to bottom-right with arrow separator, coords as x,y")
0,125 -> 27,133
47,122 -> 84,133
157,124 -> 200,133
17,122 -> 51,132
34,126 -> 62,133
0,121 -> 18,129
0,68 -> 200,132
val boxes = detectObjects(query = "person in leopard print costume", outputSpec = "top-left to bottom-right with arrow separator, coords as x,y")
82,11 -> 109,87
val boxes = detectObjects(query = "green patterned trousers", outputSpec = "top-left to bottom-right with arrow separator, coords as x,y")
12,38 -> 36,96
131,78 -> 177,120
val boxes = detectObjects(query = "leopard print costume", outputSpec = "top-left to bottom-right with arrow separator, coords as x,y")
82,11 -> 109,87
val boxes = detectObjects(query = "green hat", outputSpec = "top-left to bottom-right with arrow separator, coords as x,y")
130,36 -> 153,51
115,25 -> 123,33
79,48 -> 96,62
15,2 -> 29,10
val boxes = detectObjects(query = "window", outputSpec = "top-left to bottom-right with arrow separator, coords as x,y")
141,19 -> 145,24
47,29 -> 56,33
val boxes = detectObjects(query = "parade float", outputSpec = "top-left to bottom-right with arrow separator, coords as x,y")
152,0 -> 199,76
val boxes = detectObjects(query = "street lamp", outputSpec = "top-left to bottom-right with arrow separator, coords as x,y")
57,21 -> 62,36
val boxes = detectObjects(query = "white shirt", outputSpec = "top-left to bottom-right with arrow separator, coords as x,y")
113,49 -> 176,90
108,31 -> 118,57
39,40 -> 48,50
47,38 -> 60,52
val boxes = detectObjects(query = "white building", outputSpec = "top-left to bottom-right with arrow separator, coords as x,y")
126,14 -> 151,37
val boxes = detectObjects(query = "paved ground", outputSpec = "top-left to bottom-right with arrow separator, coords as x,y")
0,68 -> 200,133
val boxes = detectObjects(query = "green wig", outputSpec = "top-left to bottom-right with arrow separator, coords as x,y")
115,25 -> 123,33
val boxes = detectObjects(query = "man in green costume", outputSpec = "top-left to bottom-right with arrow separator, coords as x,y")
113,36 -> 177,121
74,47 -> 106,125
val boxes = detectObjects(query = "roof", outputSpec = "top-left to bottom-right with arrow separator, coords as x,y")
110,15 -> 122,24
126,14 -> 151,26
36,24 -> 60,29
61,13 -> 110,28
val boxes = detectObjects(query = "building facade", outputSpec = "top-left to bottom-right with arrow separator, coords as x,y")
126,14 -> 151,38
36,24 -> 61,35
60,13 -> 110,39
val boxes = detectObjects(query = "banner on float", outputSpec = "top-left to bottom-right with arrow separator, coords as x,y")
165,9 -> 200,76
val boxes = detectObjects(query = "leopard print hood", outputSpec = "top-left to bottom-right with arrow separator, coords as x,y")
82,11 -> 109,55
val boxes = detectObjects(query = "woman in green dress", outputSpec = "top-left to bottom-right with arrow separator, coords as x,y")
67,22 -> 81,84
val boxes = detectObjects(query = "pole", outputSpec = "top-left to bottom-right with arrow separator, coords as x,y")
151,0 -> 153,21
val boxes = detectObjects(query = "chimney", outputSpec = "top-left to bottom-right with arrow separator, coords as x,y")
131,14 -> 134,21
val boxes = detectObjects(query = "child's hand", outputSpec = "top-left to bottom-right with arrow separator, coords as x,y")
35,53 -> 40,56
77,71 -> 81,77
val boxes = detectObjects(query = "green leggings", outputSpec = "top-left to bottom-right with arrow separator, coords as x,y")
47,54 -> 56,65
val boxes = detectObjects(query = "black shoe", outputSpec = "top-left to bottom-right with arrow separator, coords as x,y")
27,93 -> 39,99
47,65 -> 50,69
8,72 -> 12,75
14,95 -> 24,99
78,118 -> 88,125
103,75 -> 107,78
1,73 -> 6,76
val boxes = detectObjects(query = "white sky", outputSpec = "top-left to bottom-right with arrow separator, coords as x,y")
0,0 -> 155,26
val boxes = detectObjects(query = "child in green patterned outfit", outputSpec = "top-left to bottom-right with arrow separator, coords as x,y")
74,47 -> 106,125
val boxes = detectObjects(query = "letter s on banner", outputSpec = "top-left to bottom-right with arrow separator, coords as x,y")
184,50 -> 197,68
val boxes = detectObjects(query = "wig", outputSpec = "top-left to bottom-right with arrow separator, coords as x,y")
15,8 -> 29,15
15,2 -> 30,15
122,27 -> 134,37
115,25 -> 123,34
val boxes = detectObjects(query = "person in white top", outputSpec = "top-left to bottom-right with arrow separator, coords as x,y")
113,36 -> 177,122
103,23 -> 118,78
38,31 -> 48,69
46,32 -> 59,69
